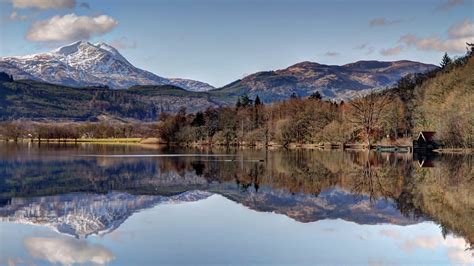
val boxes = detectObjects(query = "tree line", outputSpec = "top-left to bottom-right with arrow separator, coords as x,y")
0,122 -> 157,141
153,44 -> 473,148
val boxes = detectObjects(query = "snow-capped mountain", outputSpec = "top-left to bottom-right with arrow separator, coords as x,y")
0,41 -> 215,91
0,191 -> 212,238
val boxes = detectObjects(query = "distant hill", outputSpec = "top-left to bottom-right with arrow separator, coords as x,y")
0,79 -> 224,121
0,41 -> 215,92
213,60 -> 437,102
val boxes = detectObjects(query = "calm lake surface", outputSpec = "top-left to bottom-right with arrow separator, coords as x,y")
0,143 -> 472,265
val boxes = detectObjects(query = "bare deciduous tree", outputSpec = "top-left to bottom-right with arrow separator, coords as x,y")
348,90 -> 390,148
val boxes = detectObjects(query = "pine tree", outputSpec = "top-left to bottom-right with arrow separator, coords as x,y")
309,91 -> 322,100
440,52 -> 452,68
254,95 -> 262,106
236,98 -> 242,109
240,94 -> 252,107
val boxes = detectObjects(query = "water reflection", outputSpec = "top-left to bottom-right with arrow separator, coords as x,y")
24,236 -> 115,265
0,143 -> 472,264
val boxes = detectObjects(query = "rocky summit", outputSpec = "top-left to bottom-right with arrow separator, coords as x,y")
0,41 -> 215,91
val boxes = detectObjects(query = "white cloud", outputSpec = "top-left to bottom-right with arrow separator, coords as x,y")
26,13 -> 118,42
379,229 -> 401,240
24,236 -> 115,265
398,18 -> 474,53
354,43 -> 368,50
9,10 -> 28,21
436,0 -> 465,11
380,45 -> 403,56
354,43 -> 374,55
400,234 -> 473,265
110,37 -> 137,49
399,34 -> 472,53
324,51 -> 339,57
369,17 -> 403,27
12,0 -> 76,9
79,2 -> 90,9
448,19 -> 474,38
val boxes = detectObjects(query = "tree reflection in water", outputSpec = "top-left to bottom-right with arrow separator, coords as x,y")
0,143 -> 472,247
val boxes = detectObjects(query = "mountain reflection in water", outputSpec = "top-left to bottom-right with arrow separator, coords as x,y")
0,143 -> 472,264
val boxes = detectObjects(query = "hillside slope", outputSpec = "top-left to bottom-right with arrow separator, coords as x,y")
413,56 -> 473,147
0,80 -> 223,121
213,60 -> 437,102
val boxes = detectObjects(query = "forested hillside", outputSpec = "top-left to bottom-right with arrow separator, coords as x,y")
389,46 -> 473,148
0,80 -> 223,121
413,55 -> 473,147
150,45 -> 473,148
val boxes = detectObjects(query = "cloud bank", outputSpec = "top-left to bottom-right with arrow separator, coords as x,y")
9,10 -> 28,21
12,0 -> 76,9
369,17 -> 403,27
399,19 -> 474,53
26,13 -> 118,42
435,0 -> 465,11
110,37 -> 137,49
24,236 -> 115,265
380,45 -> 403,56
324,51 -> 339,57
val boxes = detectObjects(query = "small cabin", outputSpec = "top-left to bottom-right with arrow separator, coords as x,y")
417,158 -> 435,168
413,131 -> 438,151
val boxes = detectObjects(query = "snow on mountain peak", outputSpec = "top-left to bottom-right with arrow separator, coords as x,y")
94,42 -> 131,65
53,40 -> 91,56
0,41 -> 215,91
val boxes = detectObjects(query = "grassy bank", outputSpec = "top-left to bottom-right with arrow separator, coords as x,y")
1,138 -> 142,144
433,148 -> 474,154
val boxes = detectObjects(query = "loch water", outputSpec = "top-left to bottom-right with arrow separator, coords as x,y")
0,143 -> 472,265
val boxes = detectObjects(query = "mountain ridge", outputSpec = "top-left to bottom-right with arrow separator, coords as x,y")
215,59 -> 438,101
1,41 -> 437,97
0,41 -> 216,92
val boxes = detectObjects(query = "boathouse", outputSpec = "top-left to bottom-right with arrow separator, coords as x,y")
413,131 -> 438,150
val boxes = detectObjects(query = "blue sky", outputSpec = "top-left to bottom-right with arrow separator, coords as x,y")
1,0 -> 473,86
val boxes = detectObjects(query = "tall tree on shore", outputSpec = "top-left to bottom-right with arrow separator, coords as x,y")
309,91 -> 322,100
235,98 -> 242,109
440,52 -> 452,68
240,94 -> 253,107
253,95 -> 263,129
348,91 -> 390,149
254,95 -> 262,106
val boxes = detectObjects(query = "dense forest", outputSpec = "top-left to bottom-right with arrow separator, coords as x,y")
0,81 -> 225,120
0,44 -> 472,148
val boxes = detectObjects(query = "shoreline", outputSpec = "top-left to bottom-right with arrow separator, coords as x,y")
1,139 -> 472,154
0,138 -> 142,144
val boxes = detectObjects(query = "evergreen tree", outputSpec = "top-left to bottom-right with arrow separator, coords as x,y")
309,91 -> 322,100
191,112 -> 205,127
240,94 -> 253,107
254,95 -> 262,106
236,98 -> 242,109
440,52 -> 452,68
0,72 -> 13,82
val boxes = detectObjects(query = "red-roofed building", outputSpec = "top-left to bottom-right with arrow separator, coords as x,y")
413,131 -> 438,151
